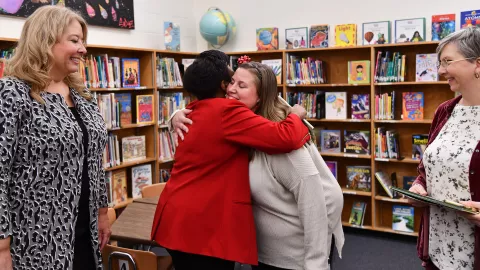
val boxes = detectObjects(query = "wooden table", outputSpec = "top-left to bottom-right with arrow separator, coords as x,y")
133,196 -> 159,205
111,202 -> 158,245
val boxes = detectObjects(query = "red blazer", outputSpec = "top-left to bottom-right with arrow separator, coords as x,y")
151,98 -> 310,265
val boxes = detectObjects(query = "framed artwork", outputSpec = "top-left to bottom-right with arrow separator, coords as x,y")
164,21 -> 180,51
362,21 -> 391,45
0,0 -> 62,18
66,0 -> 135,29
395,18 -> 426,43
285,27 -> 308,49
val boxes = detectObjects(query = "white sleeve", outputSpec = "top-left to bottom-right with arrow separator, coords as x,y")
268,146 -> 330,270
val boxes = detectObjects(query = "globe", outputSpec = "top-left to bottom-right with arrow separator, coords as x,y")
199,7 -> 236,47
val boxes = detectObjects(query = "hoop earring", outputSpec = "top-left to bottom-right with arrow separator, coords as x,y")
475,73 -> 480,79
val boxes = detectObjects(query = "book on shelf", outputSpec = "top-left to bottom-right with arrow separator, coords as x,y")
164,21 -> 180,51
320,130 -> 341,153
112,169 -> 128,205
375,91 -> 395,120
351,94 -> 370,119
325,161 -> 337,179
334,24 -> 357,47
310,24 -> 329,48
460,10 -> 480,28
392,205 -> 414,233
159,92 -> 191,125
160,168 -> 172,182
375,171 -> 394,198
261,59 -> 282,84
394,18 -> 426,43
412,134 -> 428,160
122,135 -> 146,163
159,130 -> 175,161
121,58 -> 141,88
0,48 -> 14,78
403,176 -> 416,190
79,55 -> 122,89
136,94 -> 154,124
287,91 -> 323,119
156,56 -> 183,88
286,55 -> 326,85
375,127 -> 400,159
348,60 -> 370,85
182,59 -> 195,72
105,171 -> 114,207
325,92 -> 346,119
402,92 -> 424,121
344,130 -> 370,155
374,51 -> 406,83
116,93 -> 132,126
103,134 -> 121,168
349,201 -> 367,226
256,27 -> 279,51
285,27 -> 308,49
416,54 -> 438,82
97,93 -> 119,129
346,166 -> 371,192
431,14 -> 455,41
131,164 -> 152,199
362,21 -> 390,45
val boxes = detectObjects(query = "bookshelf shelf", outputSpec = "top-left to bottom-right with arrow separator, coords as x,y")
104,157 -> 157,172
158,124 -> 169,129
374,81 -> 448,86
286,83 -> 370,88
158,158 -> 175,164
309,118 -> 371,123
320,152 -> 372,159
342,188 -> 372,197
158,87 -> 184,90
374,119 -> 433,124
374,157 -> 420,164
342,222 -> 374,231
108,123 -> 155,131
375,195 -> 410,204
374,226 -> 418,237
90,87 -> 154,92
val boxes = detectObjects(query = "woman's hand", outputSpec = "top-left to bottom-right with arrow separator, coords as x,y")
406,184 -> 429,207
290,104 -> 307,120
171,109 -> 193,146
0,238 -> 12,270
98,208 -> 111,251
459,201 -> 480,227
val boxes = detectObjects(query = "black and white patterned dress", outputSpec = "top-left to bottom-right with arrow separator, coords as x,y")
424,104 -> 480,270
0,78 -> 108,269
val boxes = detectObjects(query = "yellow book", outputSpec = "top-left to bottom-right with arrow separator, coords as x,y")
335,24 -> 357,47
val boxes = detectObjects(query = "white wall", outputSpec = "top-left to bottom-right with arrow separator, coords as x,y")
0,0 -> 198,51
193,0 -> 480,52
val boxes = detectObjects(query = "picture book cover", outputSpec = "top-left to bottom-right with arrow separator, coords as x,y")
261,59 -> 282,84
164,21 -> 180,51
432,14 -> 455,41
344,130 -> 370,154
131,164 -> 152,199
351,94 -> 370,119
320,130 -> 341,153
285,27 -> 308,49
325,161 -> 338,179
121,58 -> 140,88
160,169 -> 172,182
362,21 -> 390,44
416,54 -> 438,82
392,205 -> 414,233
335,24 -> 357,47
310,24 -> 329,48
395,18 -> 426,43
325,92 -> 347,119
105,171 -> 113,207
115,93 -> 132,126
256,28 -> 279,51
348,60 -> 370,84
346,166 -> 371,191
136,94 -> 154,124
412,134 -> 428,160
375,171 -> 394,198
403,176 -> 416,190
460,10 -> 480,28
402,92 -> 424,121
112,169 -> 127,205
349,201 -> 367,226
122,135 -> 146,163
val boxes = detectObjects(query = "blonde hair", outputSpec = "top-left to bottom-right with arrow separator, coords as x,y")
238,62 -> 314,160
5,5 -> 90,103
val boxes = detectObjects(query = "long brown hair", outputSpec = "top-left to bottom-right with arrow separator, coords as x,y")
5,5 -> 90,103
238,62 -> 314,159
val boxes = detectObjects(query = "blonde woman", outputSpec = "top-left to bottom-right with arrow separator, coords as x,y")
0,6 -> 109,270
172,62 -> 344,270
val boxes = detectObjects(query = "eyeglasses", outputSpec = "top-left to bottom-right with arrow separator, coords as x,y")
436,57 -> 478,69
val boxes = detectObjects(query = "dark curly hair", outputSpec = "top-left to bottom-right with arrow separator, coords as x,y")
183,50 -> 232,100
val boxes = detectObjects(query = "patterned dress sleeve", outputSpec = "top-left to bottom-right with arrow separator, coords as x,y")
0,79 -> 25,238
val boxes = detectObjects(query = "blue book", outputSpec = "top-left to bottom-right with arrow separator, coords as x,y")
392,205 -> 414,233
461,10 -> 480,29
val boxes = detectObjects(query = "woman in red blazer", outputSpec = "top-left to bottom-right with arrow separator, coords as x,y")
150,50 -> 310,270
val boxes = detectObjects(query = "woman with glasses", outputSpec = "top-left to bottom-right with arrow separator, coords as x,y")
407,27 -> 480,270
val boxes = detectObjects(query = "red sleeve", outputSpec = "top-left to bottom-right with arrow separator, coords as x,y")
221,101 -> 310,155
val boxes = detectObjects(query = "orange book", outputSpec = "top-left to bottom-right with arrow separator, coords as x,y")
402,92 -> 424,120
